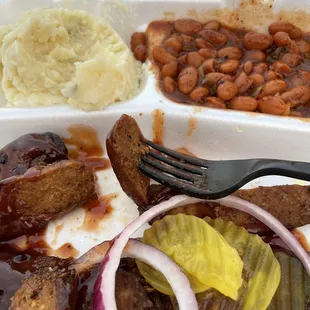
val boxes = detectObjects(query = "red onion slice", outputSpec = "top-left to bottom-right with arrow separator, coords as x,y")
125,239 -> 198,308
94,194 -> 310,310
94,195 -> 197,310
215,196 -> 310,274
89,239 -> 197,310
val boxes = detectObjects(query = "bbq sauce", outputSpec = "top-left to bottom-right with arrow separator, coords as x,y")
63,125 -> 110,172
152,109 -> 165,145
0,133 -> 68,180
0,232 -> 51,310
82,195 -> 115,232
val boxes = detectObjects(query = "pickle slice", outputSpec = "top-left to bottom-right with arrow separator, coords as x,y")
171,217 -> 281,310
203,217 -> 281,310
137,214 -> 243,299
268,251 -> 310,310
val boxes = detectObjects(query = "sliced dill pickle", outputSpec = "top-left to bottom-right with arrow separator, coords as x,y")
171,217 -> 282,310
204,217 -> 281,310
268,251 -> 310,310
136,214 -> 243,299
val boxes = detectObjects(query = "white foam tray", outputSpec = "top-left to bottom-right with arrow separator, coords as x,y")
1,0 -> 310,258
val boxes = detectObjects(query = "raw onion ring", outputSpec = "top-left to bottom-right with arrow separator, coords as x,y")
125,239 -> 197,308
93,235 -> 197,310
215,196 -> 310,274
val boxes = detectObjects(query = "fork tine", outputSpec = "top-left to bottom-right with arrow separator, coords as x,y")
148,150 -> 204,175
141,155 -> 199,182
138,161 -> 211,198
146,140 -> 210,168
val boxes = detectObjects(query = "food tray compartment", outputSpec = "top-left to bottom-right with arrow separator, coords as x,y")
0,0 -> 310,128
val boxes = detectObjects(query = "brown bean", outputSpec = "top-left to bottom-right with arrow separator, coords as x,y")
249,73 -> 265,87
131,32 -> 147,52
258,96 -> 286,115
259,79 -> 288,97
291,70 -> 310,87
203,20 -> 221,31
281,53 -> 302,67
201,58 -> 216,73
164,37 -> 182,53
202,72 -> 225,87
205,97 -> 226,109
187,52 -> 205,68
217,46 -> 243,60
217,81 -> 238,101
265,70 -> 282,81
244,61 -> 253,75
163,76 -> 176,93
253,62 -> 268,74
230,96 -> 258,111
273,32 -> 291,47
162,61 -> 178,78
178,66 -> 198,94
189,87 -> 209,102
218,59 -> 240,74
269,21 -> 293,34
134,45 -> 148,62
198,48 -> 218,59
242,31 -> 273,50
244,50 -> 266,62
289,26 -> 302,40
178,34 -> 195,51
234,72 -> 253,94
174,19 -> 202,35
199,29 -> 228,45
296,39 -> 310,53
269,21 -> 302,39
195,38 -> 215,50
281,86 -> 310,108
152,46 -> 176,65
271,61 -> 291,75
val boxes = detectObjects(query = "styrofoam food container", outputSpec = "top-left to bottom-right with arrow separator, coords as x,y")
2,110 -> 310,257
0,0 -> 310,258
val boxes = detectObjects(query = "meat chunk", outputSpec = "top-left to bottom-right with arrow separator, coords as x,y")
0,133 -> 68,180
223,185 -> 310,229
115,270 -> 153,310
0,160 -> 97,240
117,258 -> 173,310
146,184 -> 310,230
10,257 -> 76,310
106,115 -> 150,210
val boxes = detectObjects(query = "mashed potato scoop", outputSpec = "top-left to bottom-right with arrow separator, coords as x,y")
0,9 -> 142,111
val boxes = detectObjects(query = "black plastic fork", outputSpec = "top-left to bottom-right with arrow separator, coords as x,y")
138,140 -> 310,200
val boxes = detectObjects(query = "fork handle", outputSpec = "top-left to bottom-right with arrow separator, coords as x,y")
250,159 -> 310,181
